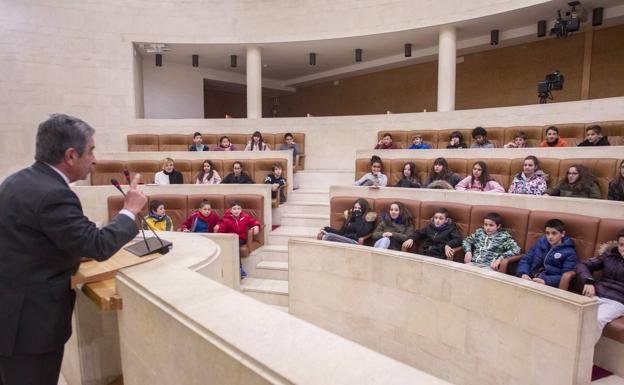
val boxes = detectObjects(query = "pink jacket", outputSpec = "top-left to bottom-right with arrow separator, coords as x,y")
455,176 -> 505,192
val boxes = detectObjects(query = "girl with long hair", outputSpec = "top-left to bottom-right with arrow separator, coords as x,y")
195,160 -> 221,184
424,157 -> 461,188
508,155 -> 547,195
608,160 -> 624,201
545,164 -> 601,199
318,198 -> 376,244
394,162 -> 421,188
455,161 -> 505,192
372,202 -> 414,250
245,131 -> 270,151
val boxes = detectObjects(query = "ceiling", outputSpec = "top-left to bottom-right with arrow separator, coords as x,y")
137,0 -> 624,88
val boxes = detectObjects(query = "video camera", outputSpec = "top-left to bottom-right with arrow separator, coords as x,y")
537,71 -> 564,104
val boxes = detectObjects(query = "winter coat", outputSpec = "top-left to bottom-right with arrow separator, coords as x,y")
545,182 -> 601,199
508,171 -> 548,195
196,171 -> 221,185
355,172 -> 388,187
325,211 -> 376,241
516,236 -> 577,287
408,143 -> 431,149
372,215 -> 414,251
462,228 -> 521,266
143,214 -> 173,231
218,210 -> 261,242
394,178 -> 421,188
181,210 -> 220,233
446,143 -> 468,149
608,180 -> 624,201
424,172 -> 461,188
576,243 -> 624,305
455,176 -> 505,192
189,144 -> 209,151
221,172 -> 254,184
577,136 -> 610,146
374,142 -> 400,149
411,220 -> 463,258
539,138 -> 568,147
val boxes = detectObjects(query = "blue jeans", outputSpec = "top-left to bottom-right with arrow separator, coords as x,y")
323,233 -> 359,244
374,237 -> 391,249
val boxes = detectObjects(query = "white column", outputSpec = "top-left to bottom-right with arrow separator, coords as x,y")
246,46 -> 262,119
437,26 -> 456,112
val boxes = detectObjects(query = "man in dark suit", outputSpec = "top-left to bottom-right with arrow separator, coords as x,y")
0,114 -> 147,385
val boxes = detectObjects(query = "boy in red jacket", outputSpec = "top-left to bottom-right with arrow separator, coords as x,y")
219,200 -> 261,278
181,199 -> 220,233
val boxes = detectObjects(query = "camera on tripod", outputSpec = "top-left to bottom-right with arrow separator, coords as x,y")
537,71 -> 564,104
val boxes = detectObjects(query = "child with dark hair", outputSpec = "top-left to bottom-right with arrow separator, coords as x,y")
545,164 -> 601,199
278,133 -> 301,157
372,202 -> 414,250
222,161 -> 254,184
540,126 -> 568,147
508,155 -> 547,195
462,212 -> 520,269
516,219 -> 577,287
143,200 -> 173,231
355,156 -> 387,187
578,125 -> 610,147
318,198 -> 376,244
375,133 -> 400,149
219,200 -> 262,278
265,164 -> 287,203
245,131 -> 270,151
394,162 -> 421,188
446,131 -> 468,149
189,132 -> 209,151
470,126 -> 495,148
424,157 -> 461,188
504,131 -> 530,148
455,161 -> 505,192
408,134 -> 431,150
181,200 -> 220,233
195,160 -> 221,184
213,136 -> 238,151
608,160 -> 624,201
577,229 -> 624,343
402,208 -> 462,260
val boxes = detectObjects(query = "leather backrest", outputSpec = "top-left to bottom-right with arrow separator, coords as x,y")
503,126 -> 543,148
586,121 -> 624,146
481,127 -> 505,148
127,160 -> 160,184
224,134 -> 248,150
190,159 -> 224,183
558,158 -> 617,199
158,134 -> 192,151
174,160 -> 192,184
187,194 -> 226,217
200,134 -> 220,147
437,129 -> 472,148
542,124 -> 585,146
148,194 -> 188,230
419,201 -> 472,238
467,159 -> 511,188
127,134 -> 159,152
275,133 -> 306,154
407,131 -> 439,149
425,158 -> 468,180
329,196 -> 375,229
595,219 -> 624,255
509,157 -> 560,189
253,158 -> 287,184
376,131 -> 407,149
468,205 -> 529,253
527,211 -> 599,261
91,160 -> 126,186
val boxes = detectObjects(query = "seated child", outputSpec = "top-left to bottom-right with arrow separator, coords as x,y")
394,162 -> 421,188
354,156 -> 387,187
219,200 -> 262,278
455,161 -> 505,193
213,136 -> 238,151
245,131 -> 270,151
539,126 -> 568,147
608,160 -> 624,201
375,133 -> 400,149
462,212 -> 520,269
222,161 -> 254,184
143,200 -> 173,231
265,164 -> 287,203
578,125 -> 610,146
446,131 -> 467,149
576,229 -> 624,344
189,132 -> 209,151
318,198 -> 376,244
470,126 -> 495,148
372,202 -> 414,251
181,199 -> 220,233
503,131 -> 530,148
154,157 -> 184,185
516,219 -> 577,287
278,133 -> 301,157
408,134 -> 431,149
402,207 -> 462,260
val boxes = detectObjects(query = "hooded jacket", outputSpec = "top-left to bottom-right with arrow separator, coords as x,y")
545,181 -> 601,199
516,236 -> 577,287
411,219 -> 463,258
372,215 -> 414,251
455,176 -> 505,193
181,210 -> 220,233
508,170 -> 548,195
576,243 -> 624,305
218,209 -> 261,241
325,210 -> 376,241
462,228 -> 521,266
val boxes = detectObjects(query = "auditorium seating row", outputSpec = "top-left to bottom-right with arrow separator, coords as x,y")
377,120 -> 624,148
356,156 -> 623,199
108,193 -> 264,258
330,196 -> 624,344
92,158 -> 287,188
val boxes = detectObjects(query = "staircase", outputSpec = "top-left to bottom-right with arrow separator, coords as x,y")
240,169 -> 353,307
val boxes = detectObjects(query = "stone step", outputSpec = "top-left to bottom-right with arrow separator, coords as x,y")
241,278 -> 289,307
280,201 -> 329,216
288,188 -> 329,203
280,213 -> 329,227
271,305 -> 289,313
294,169 -> 354,189
268,226 -> 319,245
252,245 -> 289,262
252,260 -> 289,281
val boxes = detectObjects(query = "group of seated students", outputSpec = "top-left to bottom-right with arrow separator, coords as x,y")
375,124 -> 613,150
154,158 -> 287,203
318,198 -> 624,343
355,155 -> 624,201
189,131 -> 301,156
143,198 -> 261,277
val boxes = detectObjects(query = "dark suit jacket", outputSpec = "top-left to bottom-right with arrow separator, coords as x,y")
0,162 -> 138,356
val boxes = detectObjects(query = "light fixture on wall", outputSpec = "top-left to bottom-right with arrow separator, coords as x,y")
309,52 -> 316,66
404,44 -> 412,57
192,54 -> 199,67
139,43 -> 170,67
230,55 -> 237,68
355,48 -> 362,62
490,30 -> 499,45
592,7 -> 603,26
155,53 -> 162,67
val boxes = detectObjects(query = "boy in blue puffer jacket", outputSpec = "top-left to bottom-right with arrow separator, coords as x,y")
516,218 -> 577,287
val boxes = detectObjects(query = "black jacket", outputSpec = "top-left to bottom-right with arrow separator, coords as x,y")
577,136 -> 610,146
394,178 -> 421,188
222,172 -> 254,184
608,180 -> 624,201
410,220 -> 463,258
0,162 -> 138,355
325,212 -> 374,241
576,245 -> 624,305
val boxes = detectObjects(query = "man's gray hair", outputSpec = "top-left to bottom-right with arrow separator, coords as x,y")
35,114 -> 95,165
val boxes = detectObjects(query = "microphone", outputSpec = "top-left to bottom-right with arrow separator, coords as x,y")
109,179 -> 172,257
123,169 -> 131,185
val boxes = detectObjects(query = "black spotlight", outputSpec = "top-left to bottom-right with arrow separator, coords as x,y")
355,48 -> 362,62
404,43 -> 412,57
537,20 -> 547,37
192,54 -> 199,67
230,55 -> 237,68
309,52 -> 316,65
155,53 -> 162,67
490,30 -> 499,45
592,7 -> 604,26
